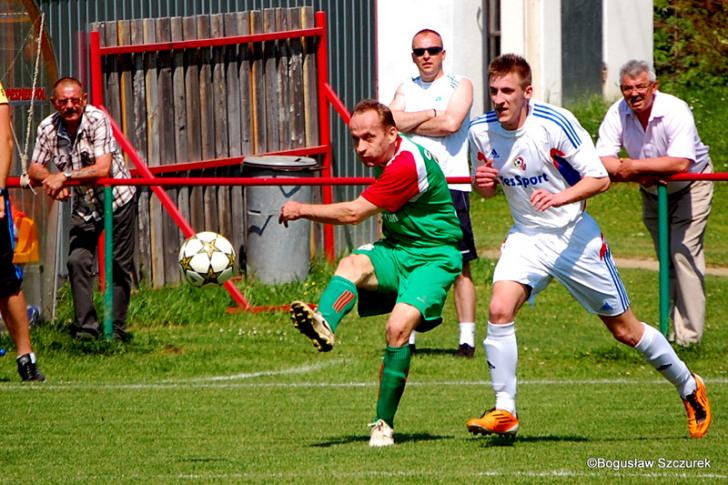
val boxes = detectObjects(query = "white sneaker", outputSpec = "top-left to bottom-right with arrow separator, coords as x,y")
290,301 -> 335,352
368,419 -> 394,447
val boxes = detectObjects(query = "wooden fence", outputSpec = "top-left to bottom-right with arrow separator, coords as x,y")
92,6 -> 320,287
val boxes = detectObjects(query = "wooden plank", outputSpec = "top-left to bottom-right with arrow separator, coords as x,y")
130,18 -> 150,285
208,14 -> 227,234
143,18 -> 165,288
223,12 -> 241,158
276,8 -> 290,151
183,15 -> 204,232
155,17 -> 180,285
232,12 -> 251,257
210,13 -> 228,159
117,20 -> 141,283
263,8 -> 279,152
130,19 -> 148,163
196,15 -> 218,233
238,11 -> 253,155
171,17 -> 188,163
219,13 -> 243,242
301,6 -> 319,146
196,15 -> 215,162
101,22 -> 122,124
250,10 -> 266,153
118,21 -> 135,149
287,8 -> 305,148
182,16 -> 201,162
170,16 -> 188,286
156,17 -> 176,165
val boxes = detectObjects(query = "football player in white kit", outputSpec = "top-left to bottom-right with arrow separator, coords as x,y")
466,54 -> 711,439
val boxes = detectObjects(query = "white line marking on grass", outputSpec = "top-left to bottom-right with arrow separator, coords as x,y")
167,469 -> 728,481
176,359 -> 345,383
3,376 -> 726,391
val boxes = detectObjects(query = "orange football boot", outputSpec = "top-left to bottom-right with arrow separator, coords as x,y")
683,374 -> 711,439
466,408 -> 519,437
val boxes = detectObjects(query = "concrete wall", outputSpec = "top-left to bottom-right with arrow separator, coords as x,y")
603,0 -> 653,101
499,0 -> 652,105
376,0 -> 486,117
501,0 -> 563,105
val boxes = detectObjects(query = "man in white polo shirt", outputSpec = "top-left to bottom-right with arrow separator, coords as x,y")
389,28 -> 477,357
597,59 -> 713,347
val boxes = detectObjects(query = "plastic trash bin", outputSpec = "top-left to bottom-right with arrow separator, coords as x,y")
243,156 -> 319,284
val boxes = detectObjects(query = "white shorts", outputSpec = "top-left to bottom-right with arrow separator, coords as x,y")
493,213 -> 630,316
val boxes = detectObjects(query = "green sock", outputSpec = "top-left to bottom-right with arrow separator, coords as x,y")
317,275 -> 357,332
375,345 -> 412,428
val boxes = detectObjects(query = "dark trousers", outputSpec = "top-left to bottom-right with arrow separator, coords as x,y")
67,199 -> 137,336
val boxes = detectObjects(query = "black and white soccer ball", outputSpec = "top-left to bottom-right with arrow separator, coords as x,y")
178,231 -> 236,286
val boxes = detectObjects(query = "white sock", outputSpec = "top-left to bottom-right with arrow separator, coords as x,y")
459,322 -> 476,347
484,321 -> 517,414
635,322 -> 695,398
408,331 -> 416,346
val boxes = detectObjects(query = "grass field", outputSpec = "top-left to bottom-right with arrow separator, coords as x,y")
3,86 -> 728,483
1,256 -> 726,483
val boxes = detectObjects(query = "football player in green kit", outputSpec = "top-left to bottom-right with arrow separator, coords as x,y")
279,99 -> 462,447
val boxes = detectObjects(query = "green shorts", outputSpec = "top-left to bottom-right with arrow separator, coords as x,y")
352,240 -> 462,332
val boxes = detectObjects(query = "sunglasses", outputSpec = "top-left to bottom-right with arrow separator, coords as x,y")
412,46 -> 443,57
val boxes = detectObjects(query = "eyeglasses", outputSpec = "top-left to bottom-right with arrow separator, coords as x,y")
412,46 -> 443,57
620,82 -> 654,94
53,97 -> 84,106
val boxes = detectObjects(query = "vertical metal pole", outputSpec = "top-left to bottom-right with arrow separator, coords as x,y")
315,11 -> 335,262
88,30 -> 104,106
658,184 -> 670,336
103,186 -> 114,340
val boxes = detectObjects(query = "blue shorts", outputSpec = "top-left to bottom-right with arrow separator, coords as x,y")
450,190 -> 477,263
0,195 -> 23,298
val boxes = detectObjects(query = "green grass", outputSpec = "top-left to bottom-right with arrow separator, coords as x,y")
0,259 -> 726,483
3,87 -> 728,484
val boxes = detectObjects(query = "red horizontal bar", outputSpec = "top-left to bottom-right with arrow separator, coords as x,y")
96,176 -> 377,186
12,173 -> 728,190
98,27 -> 324,56
128,145 -> 328,176
10,176 -> 472,188
668,172 -> 728,181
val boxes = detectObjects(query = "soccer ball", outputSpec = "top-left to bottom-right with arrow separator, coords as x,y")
178,232 -> 236,286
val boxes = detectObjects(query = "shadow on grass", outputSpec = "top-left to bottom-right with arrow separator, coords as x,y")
176,456 -> 232,464
469,434 -> 589,447
411,348 -> 460,357
312,432 -> 452,447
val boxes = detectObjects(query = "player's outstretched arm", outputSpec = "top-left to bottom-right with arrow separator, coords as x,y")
279,196 -> 381,227
531,176 -> 609,212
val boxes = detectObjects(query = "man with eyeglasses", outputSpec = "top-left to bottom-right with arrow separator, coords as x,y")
28,77 -> 137,342
389,28 -> 477,358
596,59 -> 713,347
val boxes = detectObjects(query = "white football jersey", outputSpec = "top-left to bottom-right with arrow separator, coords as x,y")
469,100 -> 607,231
